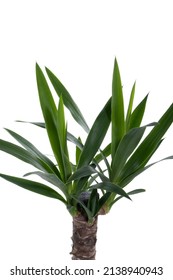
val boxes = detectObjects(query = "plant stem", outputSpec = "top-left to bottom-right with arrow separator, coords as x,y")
71,214 -> 98,260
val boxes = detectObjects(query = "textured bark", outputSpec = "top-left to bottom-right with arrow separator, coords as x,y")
71,214 -> 98,260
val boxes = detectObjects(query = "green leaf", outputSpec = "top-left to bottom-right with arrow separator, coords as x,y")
67,166 -> 97,182
78,98 -> 111,168
111,123 -> 156,182
111,58 -> 125,160
16,120 -> 45,128
111,188 -> 146,205
45,67 -> 89,133
90,182 -> 131,200
120,154 -> 173,187
36,64 -> 67,181
128,94 -> 148,130
87,189 -> 99,216
0,173 -> 67,204
97,192 -> 112,213
94,143 -> 111,163
76,137 -> 82,165
0,139 -> 47,172
71,195 -> 93,222
5,128 -> 60,177
125,82 -> 136,130
119,103 -> 173,181
24,171 -> 67,196
16,120 -> 84,151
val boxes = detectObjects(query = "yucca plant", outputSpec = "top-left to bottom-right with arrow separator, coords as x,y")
0,58 -> 173,260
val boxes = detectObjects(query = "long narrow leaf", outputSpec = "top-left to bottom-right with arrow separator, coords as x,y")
119,103 -> 173,181
111,189 -> 146,205
0,139 -> 47,172
90,182 -> 131,200
0,173 -> 67,203
24,171 -> 67,196
111,123 -> 156,182
128,94 -> 148,130
111,58 -> 125,159
5,128 -> 60,177
45,67 -> 89,133
78,98 -> 111,168
125,82 -> 136,130
36,64 -> 67,181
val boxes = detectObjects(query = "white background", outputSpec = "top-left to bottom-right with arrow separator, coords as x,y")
0,0 -> 173,279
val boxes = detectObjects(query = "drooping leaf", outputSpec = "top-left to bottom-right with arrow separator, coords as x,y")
0,139 -> 47,172
111,188 -> 146,205
5,128 -> 60,177
24,171 -> 67,196
45,67 -> 89,133
0,173 -> 67,203
90,182 -> 131,200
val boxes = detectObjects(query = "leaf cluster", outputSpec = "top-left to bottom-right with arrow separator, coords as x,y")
1,59 -> 173,222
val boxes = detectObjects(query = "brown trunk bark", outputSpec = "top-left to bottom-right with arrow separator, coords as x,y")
70,214 -> 98,260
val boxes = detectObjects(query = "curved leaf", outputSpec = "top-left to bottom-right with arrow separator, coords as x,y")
119,103 -> 173,181
5,128 -> 60,177
45,67 -> 89,133
111,123 -> 156,182
90,182 -> 131,200
0,173 -> 67,204
24,171 -> 67,196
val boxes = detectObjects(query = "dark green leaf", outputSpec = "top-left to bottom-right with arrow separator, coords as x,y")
0,173 -> 67,203
119,103 -> 173,181
46,67 -> 89,133
112,189 -> 146,205
67,166 -> 97,182
128,94 -> 148,130
78,98 -> 111,168
125,82 -> 136,130
0,139 -> 46,172
5,128 -> 60,177
111,123 -> 156,182
90,182 -> 131,200
36,64 -> 67,181
24,171 -> 67,196
111,58 -> 125,159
